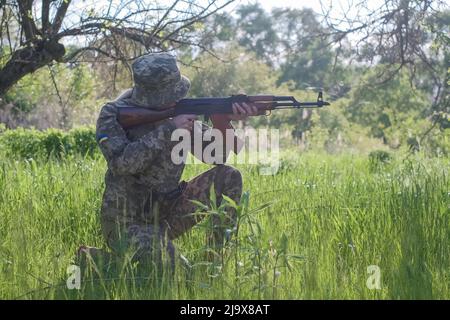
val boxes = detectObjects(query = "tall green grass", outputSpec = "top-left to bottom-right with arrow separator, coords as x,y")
0,151 -> 449,299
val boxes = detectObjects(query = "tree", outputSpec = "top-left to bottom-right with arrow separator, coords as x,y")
182,44 -> 275,97
272,8 -> 336,90
319,0 -> 449,122
195,5 -> 349,96
234,3 -> 278,65
0,0 -> 234,96
0,61 -> 99,129
346,67 -> 429,144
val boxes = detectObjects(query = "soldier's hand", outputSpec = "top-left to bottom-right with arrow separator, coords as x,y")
228,102 -> 258,121
172,114 -> 197,131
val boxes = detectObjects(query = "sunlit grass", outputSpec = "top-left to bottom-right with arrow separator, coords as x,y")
0,151 -> 449,299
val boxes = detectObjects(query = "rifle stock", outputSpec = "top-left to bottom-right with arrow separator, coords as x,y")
118,107 -> 175,130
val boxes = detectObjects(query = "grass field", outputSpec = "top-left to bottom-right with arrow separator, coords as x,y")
0,151 -> 449,299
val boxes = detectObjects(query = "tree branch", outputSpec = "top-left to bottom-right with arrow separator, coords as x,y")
62,46 -> 123,62
41,0 -> 50,33
51,0 -> 71,34
160,0 -> 234,43
17,0 -> 38,41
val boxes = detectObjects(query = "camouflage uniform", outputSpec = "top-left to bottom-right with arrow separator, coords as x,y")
95,53 -> 242,265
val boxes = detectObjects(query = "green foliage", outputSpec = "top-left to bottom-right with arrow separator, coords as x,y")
0,126 -> 98,159
1,4 -> 448,157
234,3 -> 279,65
3,68 -> 49,113
41,129 -> 72,158
70,127 -> 99,158
2,63 -> 101,128
0,152 -> 449,299
403,117 -> 450,156
183,45 -> 276,97
0,128 -> 46,159
199,4 -> 341,91
346,68 -> 430,144
185,4 -> 448,157
368,150 -> 393,171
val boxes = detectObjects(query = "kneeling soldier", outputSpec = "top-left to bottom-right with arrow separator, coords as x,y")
95,53 -> 257,268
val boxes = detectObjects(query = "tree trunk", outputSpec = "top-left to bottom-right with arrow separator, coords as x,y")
0,40 -> 65,96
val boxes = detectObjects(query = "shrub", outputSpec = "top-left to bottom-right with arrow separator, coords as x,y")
368,150 -> 393,171
41,129 -> 72,158
0,128 -> 45,159
70,127 -> 99,158
0,126 -> 99,159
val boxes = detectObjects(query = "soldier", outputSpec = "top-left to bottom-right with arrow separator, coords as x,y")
94,53 -> 257,268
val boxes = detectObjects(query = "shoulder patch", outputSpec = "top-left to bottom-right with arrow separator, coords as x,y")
97,133 -> 109,144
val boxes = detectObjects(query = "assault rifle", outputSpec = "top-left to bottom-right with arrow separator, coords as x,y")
117,92 -> 330,130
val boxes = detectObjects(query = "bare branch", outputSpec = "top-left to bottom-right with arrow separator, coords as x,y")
160,0 -> 234,43
17,0 -> 38,41
41,0 -> 50,32
148,0 -> 180,41
51,0 -> 71,34
62,46 -> 123,62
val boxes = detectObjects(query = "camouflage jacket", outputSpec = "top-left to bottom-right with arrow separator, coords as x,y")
96,97 -> 211,225
97,97 -> 183,193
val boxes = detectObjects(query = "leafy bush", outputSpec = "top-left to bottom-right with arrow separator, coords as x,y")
70,127 -> 99,158
41,129 -> 71,158
0,126 -> 99,159
368,150 -> 393,171
0,128 -> 45,159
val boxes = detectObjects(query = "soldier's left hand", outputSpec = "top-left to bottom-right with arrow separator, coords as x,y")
228,102 -> 258,121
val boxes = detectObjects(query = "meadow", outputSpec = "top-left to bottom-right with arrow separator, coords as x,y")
0,150 -> 449,299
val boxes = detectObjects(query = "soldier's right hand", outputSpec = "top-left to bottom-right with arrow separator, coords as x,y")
172,114 -> 198,131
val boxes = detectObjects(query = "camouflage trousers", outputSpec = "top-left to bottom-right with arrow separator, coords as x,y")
101,165 -> 243,265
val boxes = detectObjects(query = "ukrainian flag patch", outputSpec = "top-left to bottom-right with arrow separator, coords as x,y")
97,134 -> 109,144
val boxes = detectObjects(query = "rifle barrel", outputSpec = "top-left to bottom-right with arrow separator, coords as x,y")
272,101 -> 330,108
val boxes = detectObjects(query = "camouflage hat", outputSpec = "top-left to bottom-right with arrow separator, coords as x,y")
131,53 -> 190,109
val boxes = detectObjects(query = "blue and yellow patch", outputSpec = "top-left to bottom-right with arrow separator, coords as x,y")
97,134 -> 109,144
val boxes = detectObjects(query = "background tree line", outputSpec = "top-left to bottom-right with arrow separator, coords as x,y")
0,0 -> 449,155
